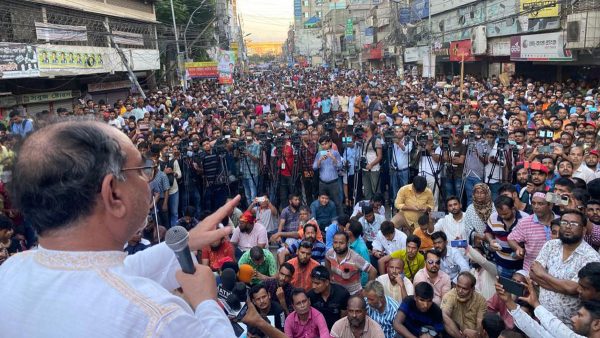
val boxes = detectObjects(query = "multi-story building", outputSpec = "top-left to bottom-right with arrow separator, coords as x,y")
0,0 -> 160,116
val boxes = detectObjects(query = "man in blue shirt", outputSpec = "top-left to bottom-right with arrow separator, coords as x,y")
313,135 -> 343,214
9,110 -> 33,138
310,191 -> 337,232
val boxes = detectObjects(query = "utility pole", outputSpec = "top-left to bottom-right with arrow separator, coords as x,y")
168,0 -> 182,88
104,22 -> 145,99
332,0 -> 336,68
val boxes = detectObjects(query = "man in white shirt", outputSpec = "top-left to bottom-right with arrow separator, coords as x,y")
431,231 -> 470,283
372,220 -> 407,259
358,205 -> 386,245
570,146 -> 596,183
0,121 -> 238,337
107,111 -> 125,130
434,196 -> 466,246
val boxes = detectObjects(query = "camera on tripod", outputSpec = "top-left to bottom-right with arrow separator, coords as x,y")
214,138 -> 228,155
257,132 -> 272,144
233,140 -> 246,151
291,132 -> 302,148
439,128 -> 452,150
497,129 -> 508,149
323,120 -> 335,133
383,128 -> 395,144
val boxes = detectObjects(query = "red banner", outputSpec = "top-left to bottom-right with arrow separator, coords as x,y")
449,40 -> 479,62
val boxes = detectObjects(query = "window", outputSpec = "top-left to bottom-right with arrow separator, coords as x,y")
304,12 -> 309,18
303,0 -> 309,6
317,11 -> 322,17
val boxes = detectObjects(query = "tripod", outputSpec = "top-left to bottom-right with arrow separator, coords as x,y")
486,143 -> 507,185
414,141 -> 443,201
290,141 -> 307,205
352,140 -> 364,206
458,137 -> 486,202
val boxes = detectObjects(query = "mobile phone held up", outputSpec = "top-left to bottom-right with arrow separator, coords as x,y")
450,240 -> 467,248
499,277 -> 526,297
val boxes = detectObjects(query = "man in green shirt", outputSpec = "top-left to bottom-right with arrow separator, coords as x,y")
378,235 -> 425,281
238,246 -> 277,285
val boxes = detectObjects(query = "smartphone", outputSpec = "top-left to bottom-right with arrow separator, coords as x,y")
320,150 -> 328,157
539,145 -> 552,154
257,196 -> 266,203
450,239 -> 468,248
499,276 -> 526,296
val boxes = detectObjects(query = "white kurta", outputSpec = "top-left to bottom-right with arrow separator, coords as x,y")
0,243 -> 235,337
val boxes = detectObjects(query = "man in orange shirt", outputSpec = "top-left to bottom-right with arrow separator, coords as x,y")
288,240 -> 320,291
413,213 -> 434,254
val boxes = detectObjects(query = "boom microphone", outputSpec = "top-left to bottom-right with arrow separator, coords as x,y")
165,226 -> 196,274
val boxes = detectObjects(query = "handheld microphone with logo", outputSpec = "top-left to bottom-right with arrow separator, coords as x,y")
165,226 -> 196,274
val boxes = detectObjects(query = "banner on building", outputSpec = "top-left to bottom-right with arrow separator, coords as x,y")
345,19 -> 354,41
422,52 -> 435,78
185,62 -> 218,79
404,46 -> 429,63
488,37 -> 512,56
35,22 -> 88,42
510,32 -> 573,61
37,47 -> 104,70
294,0 -> 302,18
88,80 -> 131,93
0,43 -> 40,79
215,49 -> 236,84
22,90 -> 74,104
449,40 -> 479,61
520,0 -> 559,18
112,31 -> 145,47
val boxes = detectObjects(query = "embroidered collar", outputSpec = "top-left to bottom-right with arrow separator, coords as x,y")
34,246 -> 127,270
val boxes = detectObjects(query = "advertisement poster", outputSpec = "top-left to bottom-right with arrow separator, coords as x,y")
35,22 -> 88,42
216,49 -> 236,85
37,48 -> 104,70
510,32 -> 573,61
0,43 -> 39,79
185,62 -> 218,79
520,0 -> 559,18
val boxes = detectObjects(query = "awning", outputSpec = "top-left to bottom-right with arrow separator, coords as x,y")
304,16 -> 321,27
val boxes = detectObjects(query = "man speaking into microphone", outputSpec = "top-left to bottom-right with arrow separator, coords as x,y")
0,121 -> 238,337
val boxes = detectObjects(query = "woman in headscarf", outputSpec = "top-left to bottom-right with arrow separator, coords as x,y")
464,183 -> 494,246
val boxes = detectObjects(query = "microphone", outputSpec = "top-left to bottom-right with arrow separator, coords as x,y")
165,226 -> 196,274
223,293 -> 242,318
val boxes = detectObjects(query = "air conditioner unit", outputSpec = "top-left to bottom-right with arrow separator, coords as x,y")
566,11 -> 600,49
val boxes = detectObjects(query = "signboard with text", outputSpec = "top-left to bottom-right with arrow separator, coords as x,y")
185,62 -> 218,79
510,32 -> 573,61
449,40 -> 479,61
520,0 -> 559,18
22,90 -> 73,104
0,43 -> 40,79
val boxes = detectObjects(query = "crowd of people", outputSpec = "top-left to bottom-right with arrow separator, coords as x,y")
2,66 -> 600,338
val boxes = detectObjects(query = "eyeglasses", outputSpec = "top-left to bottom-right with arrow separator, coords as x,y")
121,159 -> 156,180
427,259 -> 441,265
421,326 -> 438,336
560,220 -> 583,228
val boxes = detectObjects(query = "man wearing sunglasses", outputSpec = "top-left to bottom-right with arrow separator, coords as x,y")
413,250 -> 451,305
530,210 -> 600,328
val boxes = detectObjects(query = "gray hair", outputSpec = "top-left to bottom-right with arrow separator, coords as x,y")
363,280 -> 385,299
10,121 -> 127,235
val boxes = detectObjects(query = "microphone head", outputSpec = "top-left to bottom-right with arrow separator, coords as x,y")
165,226 -> 189,252
221,268 -> 237,291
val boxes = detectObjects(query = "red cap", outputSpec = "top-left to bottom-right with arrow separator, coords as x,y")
585,122 -> 597,129
589,150 -> 600,157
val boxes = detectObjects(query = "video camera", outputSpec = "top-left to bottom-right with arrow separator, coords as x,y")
439,127 -> 452,149
214,138 -> 228,155
383,128 -> 395,144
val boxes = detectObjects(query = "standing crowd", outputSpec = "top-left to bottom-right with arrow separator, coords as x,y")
2,66 -> 600,338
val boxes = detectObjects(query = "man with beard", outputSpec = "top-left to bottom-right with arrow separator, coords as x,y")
434,197 -> 466,251
440,271 -> 487,337
530,210 -> 600,327
499,183 -> 531,215
571,146 -> 596,183
271,194 -> 302,245
585,200 -> 600,248
558,160 -> 575,178
376,258 -> 414,303
519,162 -> 550,205
200,233 -> 235,271
363,280 -> 400,338
431,231 -> 470,283
230,210 -> 268,258
278,223 -> 326,265
287,241 -> 320,291
308,266 -> 350,330
248,284 -> 286,331
508,192 -> 558,271
331,296 -> 386,338
497,274 -> 600,338
263,263 -> 296,314
413,250 -> 451,305
325,231 -> 377,295
586,150 -> 600,177
238,246 -> 277,285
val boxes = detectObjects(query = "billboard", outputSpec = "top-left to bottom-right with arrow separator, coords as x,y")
185,62 -> 218,79
0,43 -> 40,79
38,47 -> 104,70
216,49 -> 236,85
449,40 -> 479,61
510,32 -> 573,61
294,0 -> 302,18
520,0 -> 559,18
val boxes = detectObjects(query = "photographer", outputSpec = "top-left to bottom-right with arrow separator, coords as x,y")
313,136 -> 343,214
361,123 -> 383,200
462,123 -> 490,206
158,144 -> 182,227
300,129 -> 318,203
240,130 -> 261,205
437,129 -> 465,200
389,125 -> 412,204
195,139 -> 227,212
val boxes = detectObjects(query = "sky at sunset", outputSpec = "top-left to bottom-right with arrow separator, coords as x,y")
237,0 -> 294,42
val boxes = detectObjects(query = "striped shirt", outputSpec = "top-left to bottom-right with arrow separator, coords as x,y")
326,248 -> 371,295
200,151 -> 220,183
507,213 -> 558,271
365,296 -> 400,338
287,240 -> 327,263
485,211 -> 528,270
